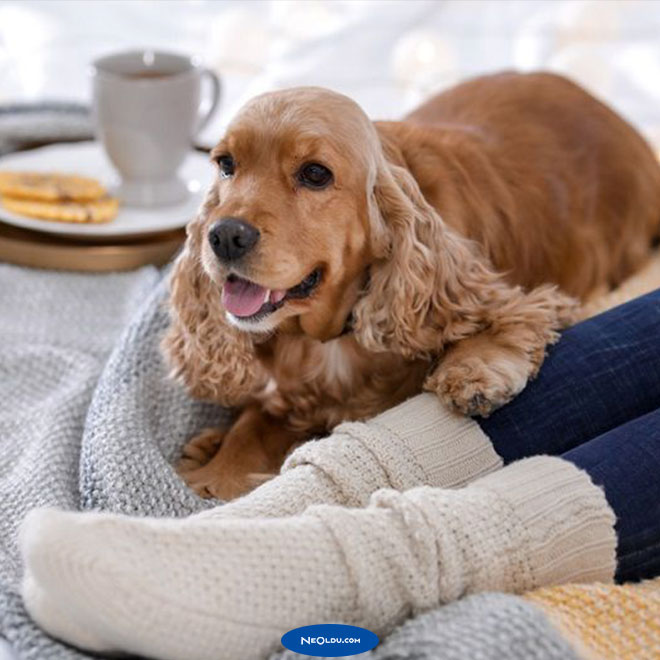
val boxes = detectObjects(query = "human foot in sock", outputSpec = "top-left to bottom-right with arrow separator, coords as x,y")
21,456 -> 615,660
195,393 -> 503,519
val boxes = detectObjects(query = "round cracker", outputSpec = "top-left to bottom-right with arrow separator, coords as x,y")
0,195 -> 119,224
0,171 -> 107,202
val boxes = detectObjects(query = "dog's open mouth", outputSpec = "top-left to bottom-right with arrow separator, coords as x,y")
221,268 -> 322,321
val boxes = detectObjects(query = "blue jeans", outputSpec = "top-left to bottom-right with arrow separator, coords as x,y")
477,289 -> 660,582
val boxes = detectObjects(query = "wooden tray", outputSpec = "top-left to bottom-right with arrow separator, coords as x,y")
0,220 -> 184,272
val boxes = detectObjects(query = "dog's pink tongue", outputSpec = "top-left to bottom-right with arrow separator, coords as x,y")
222,278 -> 267,317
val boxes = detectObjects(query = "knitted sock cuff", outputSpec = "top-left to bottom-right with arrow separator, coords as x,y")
470,456 -> 617,590
284,394 -> 503,505
361,456 -> 616,607
305,457 -> 615,635
365,393 -> 503,488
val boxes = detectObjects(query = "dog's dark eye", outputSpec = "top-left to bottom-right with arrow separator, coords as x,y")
298,162 -> 333,189
216,154 -> 235,178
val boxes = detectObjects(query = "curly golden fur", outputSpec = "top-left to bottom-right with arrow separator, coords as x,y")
163,72 -> 660,499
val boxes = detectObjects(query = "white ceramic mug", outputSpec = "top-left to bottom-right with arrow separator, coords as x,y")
92,50 -> 220,207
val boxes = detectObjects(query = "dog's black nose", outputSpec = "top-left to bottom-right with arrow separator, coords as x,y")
208,218 -> 260,262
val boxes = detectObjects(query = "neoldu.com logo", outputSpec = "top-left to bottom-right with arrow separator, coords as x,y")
281,623 -> 379,657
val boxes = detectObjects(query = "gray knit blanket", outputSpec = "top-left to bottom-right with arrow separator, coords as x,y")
0,262 -> 577,660
0,103 -> 92,156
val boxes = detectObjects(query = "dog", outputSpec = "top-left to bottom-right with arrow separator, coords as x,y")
163,71 -> 660,500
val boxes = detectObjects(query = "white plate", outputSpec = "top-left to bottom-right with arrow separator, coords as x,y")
0,142 -> 215,239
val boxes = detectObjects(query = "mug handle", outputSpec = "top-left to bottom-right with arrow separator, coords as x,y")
196,68 -> 221,134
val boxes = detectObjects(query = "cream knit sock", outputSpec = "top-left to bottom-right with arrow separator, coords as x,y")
200,393 -> 502,518
21,456 -> 616,660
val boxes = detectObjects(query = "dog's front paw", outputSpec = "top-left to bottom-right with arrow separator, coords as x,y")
179,462 -> 274,500
177,429 -> 276,500
426,352 -> 532,417
177,427 -> 226,474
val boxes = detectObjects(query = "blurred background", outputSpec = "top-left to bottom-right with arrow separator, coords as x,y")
1,0 -> 659,149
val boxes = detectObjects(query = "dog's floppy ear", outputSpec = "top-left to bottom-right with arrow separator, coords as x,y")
353,157 -> 574,360
162,188 -> 266,406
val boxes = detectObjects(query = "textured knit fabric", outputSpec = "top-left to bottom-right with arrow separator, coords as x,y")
272,580 -> 660,660
19,455 -> 616,660
0,103 -> 92,155
273,592 -> 581,660
365,393 -> 502,488
0,265 -> 225,660
526,578 -> 660,660
205,393 -> 501,520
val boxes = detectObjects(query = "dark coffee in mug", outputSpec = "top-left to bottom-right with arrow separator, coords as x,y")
122,71 -> 175,79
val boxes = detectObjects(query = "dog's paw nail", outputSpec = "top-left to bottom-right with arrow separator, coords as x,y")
465,392 -> 490,416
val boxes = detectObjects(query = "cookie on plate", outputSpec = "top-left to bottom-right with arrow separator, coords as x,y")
0,171 -> 107,202
0,195 -> 119,224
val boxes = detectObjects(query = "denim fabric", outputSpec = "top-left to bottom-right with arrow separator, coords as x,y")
564,410 -> 660,583
479,289 -> 660,463
476,289 -> 660,581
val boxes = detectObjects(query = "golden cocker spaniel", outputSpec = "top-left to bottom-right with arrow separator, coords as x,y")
164,71 -> 660,500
